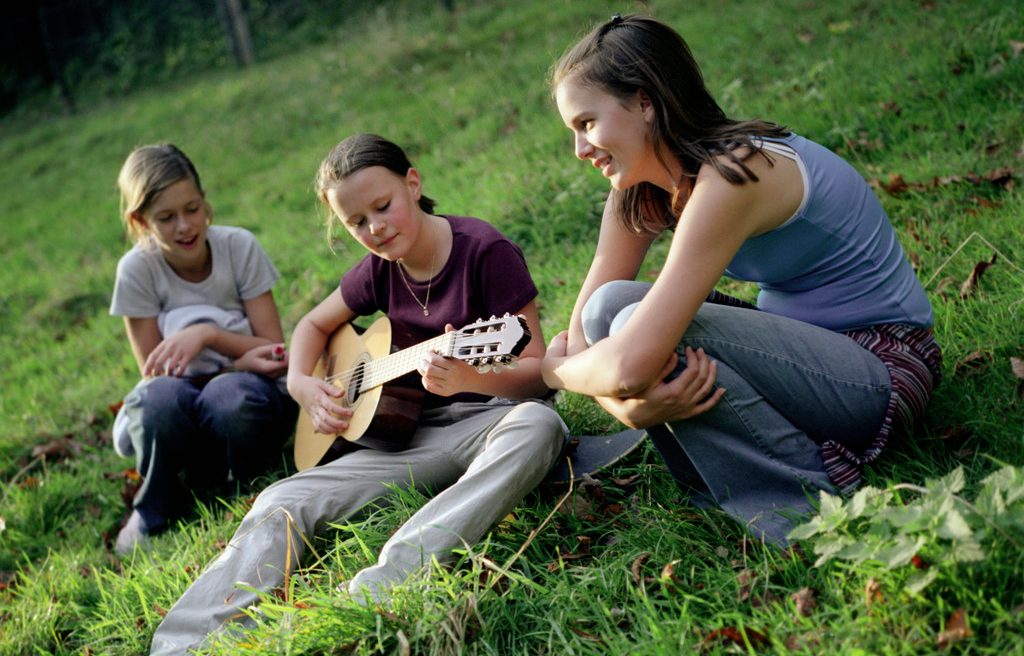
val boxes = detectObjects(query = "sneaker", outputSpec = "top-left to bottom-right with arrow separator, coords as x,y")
114,510 -> 149,555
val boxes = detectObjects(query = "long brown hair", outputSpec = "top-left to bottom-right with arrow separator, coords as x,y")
550,14 -> 790,234
315,134 -> 437,246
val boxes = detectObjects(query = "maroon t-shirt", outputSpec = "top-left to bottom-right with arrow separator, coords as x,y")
340,215 -> 538,406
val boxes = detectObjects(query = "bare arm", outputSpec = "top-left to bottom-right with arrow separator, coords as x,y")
543,155 -> 801,398
286,288 -> 358,435
131,291 -> 282,378
565,195 -> 656,355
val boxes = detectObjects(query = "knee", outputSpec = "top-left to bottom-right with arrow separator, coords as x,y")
582,280 -> 648,343
139,377 -> 193,428
201,373 -> 269,415
506,403 -> 566,458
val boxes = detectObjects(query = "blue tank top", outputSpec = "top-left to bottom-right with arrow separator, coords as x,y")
723,133 -> 933,331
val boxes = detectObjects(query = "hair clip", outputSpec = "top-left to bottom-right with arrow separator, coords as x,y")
611,13 -> 623,23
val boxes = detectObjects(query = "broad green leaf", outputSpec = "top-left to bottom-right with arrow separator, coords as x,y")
848,486 -> 889,520
926,466 -> 965,496
880,504 -> 926,531
813,533 -> 855,567
937,508 -> 973,540
788,516 -> 826,540
876,535 -> 924,568
818,491 -> 847,525
951,538 -> 986,562
905,568 -> 939,594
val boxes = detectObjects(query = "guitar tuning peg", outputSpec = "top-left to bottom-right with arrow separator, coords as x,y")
489,314 -> 496,320
475,364 -> 492,374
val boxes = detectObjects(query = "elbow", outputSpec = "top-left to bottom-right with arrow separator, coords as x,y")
605,354 -> 659,397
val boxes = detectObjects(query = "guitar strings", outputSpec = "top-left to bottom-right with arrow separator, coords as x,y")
321,333 -> 453,393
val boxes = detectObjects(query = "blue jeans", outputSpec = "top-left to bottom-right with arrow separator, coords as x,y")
583,281 -> 891,543
125,373 -> 297,530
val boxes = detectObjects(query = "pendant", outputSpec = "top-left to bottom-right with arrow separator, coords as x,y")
423,308 -> 430,316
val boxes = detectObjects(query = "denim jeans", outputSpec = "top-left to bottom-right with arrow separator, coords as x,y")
123,372 -> 297,530
583,280 -> 891,543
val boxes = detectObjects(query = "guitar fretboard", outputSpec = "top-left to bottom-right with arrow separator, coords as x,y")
340,332 -> 456,393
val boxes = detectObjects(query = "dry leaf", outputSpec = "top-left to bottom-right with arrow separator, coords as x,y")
865,578 -> 883,607
936,608 -> 972,649
1010,357 -> 1024,380
790,587 -> 818,617
630,552 -> 651,584
704,626 -> 769,648
660,559 -> 683,593
953,350 -> 991,376
737,568 -> 754,602
31,437 -> 82,462
959,252 -> 997,299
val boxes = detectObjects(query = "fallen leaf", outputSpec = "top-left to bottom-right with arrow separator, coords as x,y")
108,399 -> 124,416
610,473 -> 642,487
865,578 -> 883,607
936,608 -> 972,649
660,559 -> 683,593
0,571 -> 16,592
1011,40 -> 1024,57
31,437 -> 82,462
940,425 -> 973,450
953,350 -> 991,377
911,554 -> 929,569
568,626 -> 603,642
1010,357 -> 1024,380
630,552 -> 651,584
737,568 -> 754,602
153,604 -> 168,617
703,626 -> 769,648
790,587 -> 818,617
959,252 -> 997,299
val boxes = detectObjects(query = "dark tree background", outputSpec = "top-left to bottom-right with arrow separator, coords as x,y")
0,0 -> 413,116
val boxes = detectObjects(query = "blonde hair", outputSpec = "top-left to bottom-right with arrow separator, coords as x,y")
117,144 -> 205,243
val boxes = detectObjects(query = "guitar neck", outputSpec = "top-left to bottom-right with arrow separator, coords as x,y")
357,332 -> 454,393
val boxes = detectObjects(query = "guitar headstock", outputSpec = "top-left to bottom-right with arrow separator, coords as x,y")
448,314 -> 531,370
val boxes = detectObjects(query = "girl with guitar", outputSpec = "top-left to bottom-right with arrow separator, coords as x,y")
149,134 -> 565,655
541,15 -> 940,544
110,144 -> 297,556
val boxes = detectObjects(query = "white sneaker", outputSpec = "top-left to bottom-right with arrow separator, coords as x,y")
114,510 -> 149,555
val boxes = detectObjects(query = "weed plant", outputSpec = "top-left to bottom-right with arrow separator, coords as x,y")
1,0 -> 1022,654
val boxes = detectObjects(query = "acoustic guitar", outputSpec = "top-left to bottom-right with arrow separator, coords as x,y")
294,313 -> 531,470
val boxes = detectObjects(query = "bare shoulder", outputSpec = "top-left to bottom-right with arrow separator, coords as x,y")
694,146 -> 804,234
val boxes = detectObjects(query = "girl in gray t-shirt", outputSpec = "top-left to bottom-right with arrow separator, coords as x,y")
109,144 -> 297,555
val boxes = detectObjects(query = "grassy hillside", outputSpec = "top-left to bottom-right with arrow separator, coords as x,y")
1,0 -> 1022,653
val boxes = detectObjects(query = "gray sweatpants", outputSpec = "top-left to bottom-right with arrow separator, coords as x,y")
150,399 -> 565,655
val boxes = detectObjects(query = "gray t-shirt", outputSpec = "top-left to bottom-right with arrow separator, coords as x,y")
110,225 -> 279,320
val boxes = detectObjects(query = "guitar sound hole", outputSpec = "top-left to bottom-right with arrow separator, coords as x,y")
348,361 -> 365,405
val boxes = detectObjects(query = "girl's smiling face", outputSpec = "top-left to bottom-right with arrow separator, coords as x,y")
556,79 -> 675,191
326,166 -> 425,262
135,177 -> 211,273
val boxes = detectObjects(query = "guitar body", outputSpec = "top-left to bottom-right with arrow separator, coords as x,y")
293,317 -> 425,471
294,313 -> 530,471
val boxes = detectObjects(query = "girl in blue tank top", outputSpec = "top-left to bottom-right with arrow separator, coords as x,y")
542,14 -> 940,544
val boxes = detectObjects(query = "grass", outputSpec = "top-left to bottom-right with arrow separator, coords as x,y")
1,0 -> 1022,653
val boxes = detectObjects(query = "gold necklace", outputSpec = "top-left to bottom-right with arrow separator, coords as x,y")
396,220 -> 439,317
